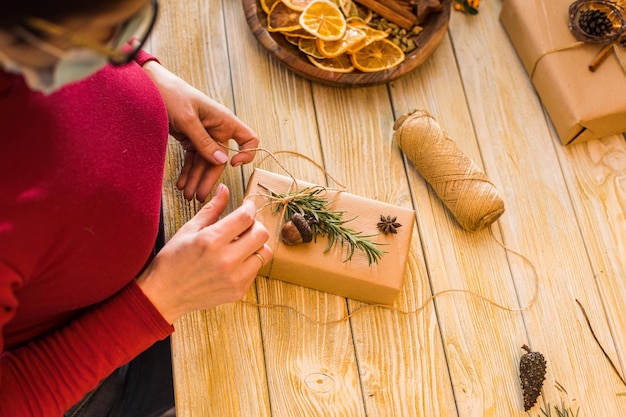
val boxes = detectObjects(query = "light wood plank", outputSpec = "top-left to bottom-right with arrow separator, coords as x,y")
309,78 -> 458,416
448,0 -> 626,415
392,32 -> 530,416
151,0 -> 626,416
223,0 -> 368,415
554,134 -> 626,372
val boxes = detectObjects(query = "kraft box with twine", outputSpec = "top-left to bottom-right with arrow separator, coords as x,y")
500,0 -> 626,145
244,168 -> 415,305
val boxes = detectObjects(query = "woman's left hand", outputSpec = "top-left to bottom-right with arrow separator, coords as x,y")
142,61 -> 259,201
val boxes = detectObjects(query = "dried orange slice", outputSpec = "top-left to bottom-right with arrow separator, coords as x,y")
307,54 -> 354,73
299,0 -> 346,41
284,34 -> 301,46
341,0 -> 371,22
298,38 -> 324,59
282,0 -> 316,11
268,1 -> 302,32
280,27 -> 315,38
316,24 -> 366,58
350,38 -> 405,72
261,0 -> 282,14
346,23 -> 388,53
348,21 -> 387,37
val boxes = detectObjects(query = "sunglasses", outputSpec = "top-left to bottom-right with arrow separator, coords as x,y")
23,0 -> 159,66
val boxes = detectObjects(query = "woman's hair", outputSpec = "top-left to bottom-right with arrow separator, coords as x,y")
0,0 -> 127,29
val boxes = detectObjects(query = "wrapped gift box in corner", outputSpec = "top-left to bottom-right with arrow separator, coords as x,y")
500,0 -> 626,145
244,168 -> 416,305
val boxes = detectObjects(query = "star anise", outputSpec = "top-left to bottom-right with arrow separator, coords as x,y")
377,215 -> 402,234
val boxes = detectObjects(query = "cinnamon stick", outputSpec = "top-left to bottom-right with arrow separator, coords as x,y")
589,43 -> 614,72
353,0 -> 417,30
378,0 -> 414,16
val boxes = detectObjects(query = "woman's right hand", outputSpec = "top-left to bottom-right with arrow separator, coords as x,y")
136,183 -> 272,324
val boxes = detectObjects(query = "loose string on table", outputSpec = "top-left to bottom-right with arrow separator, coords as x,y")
237,226 -> 539,326
216,132 -> 539,325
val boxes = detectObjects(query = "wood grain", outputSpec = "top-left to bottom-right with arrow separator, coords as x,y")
389,30 -> 528,416
226,0 -> 369,415
446,1 -> 626,415
150,0 -> 626,416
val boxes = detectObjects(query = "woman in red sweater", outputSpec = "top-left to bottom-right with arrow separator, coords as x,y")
0,0 -> 273,415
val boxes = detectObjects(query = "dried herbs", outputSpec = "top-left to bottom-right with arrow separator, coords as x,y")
265,186 -> 387,265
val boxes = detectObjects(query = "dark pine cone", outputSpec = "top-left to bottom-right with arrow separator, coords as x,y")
519,345 -> 547,411
578,9 -> 613,37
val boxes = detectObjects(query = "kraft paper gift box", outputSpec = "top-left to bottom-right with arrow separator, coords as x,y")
244,169 -> 415,305
500,0 -> 626,145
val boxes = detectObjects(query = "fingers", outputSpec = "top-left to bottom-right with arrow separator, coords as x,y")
247,243 -> 273,272
176,150 -> 196,193
179,116 -> 231,166
185,187 -> 264,250
183,183 -> 230,231
177,151 -> 225,201
205,199 -> 260,243
229,135 -> 259,168
137,189 -> 272,322
173,104 -> 260,169
194,166 -> 225,202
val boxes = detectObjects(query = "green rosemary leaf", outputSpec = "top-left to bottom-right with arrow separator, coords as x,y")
324,231 -> 336,254
265,186 -> 387,265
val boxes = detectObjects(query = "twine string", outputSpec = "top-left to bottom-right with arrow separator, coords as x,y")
213,129 -> 538,325
238,226 -> 539,325
529,40 -> 626,79
219,144 -> 347,278
529,0 -> 626,79
393,110 -> 505,232
529,41 -> 586,80
250,184 -> 331,214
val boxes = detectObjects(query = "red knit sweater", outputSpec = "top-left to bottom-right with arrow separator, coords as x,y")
0,51 -> 174,416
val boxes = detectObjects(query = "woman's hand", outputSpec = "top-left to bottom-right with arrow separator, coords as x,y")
136,184 -> 272,324
142,61 -> 260,201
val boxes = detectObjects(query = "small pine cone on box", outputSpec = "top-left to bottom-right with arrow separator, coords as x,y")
578,9 -> 613,37
519,344 -> 547,411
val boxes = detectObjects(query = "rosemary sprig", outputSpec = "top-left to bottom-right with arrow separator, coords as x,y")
265,186 -> 387,265
532,384 -> 579,417
535,400 -> 580,417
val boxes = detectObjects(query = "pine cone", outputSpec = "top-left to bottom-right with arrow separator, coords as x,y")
578,9 -> 612,37
519,345 -> 547,411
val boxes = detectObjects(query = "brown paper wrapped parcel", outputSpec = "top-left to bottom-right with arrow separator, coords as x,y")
244,169 -> 415,305
500,0 -> 626,145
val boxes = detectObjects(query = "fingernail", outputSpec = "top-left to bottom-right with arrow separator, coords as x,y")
213,150 -> 229,165
243,199 -> 257,215
232,162 -> 242,167
214,183 -> 225,197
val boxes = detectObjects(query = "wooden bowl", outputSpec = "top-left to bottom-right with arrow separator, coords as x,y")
242,0 -> 451,87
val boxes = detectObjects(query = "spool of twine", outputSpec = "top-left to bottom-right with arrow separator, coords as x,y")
393,110 -> 505,232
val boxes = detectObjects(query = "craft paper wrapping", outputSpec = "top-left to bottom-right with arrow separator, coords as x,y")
245,169 -> 415,305
500,0 -> 626,145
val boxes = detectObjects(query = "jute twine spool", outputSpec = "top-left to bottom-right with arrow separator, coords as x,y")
393,110 -> 505,231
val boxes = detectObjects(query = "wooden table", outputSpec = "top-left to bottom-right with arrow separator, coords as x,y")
148,0 -> 626,415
